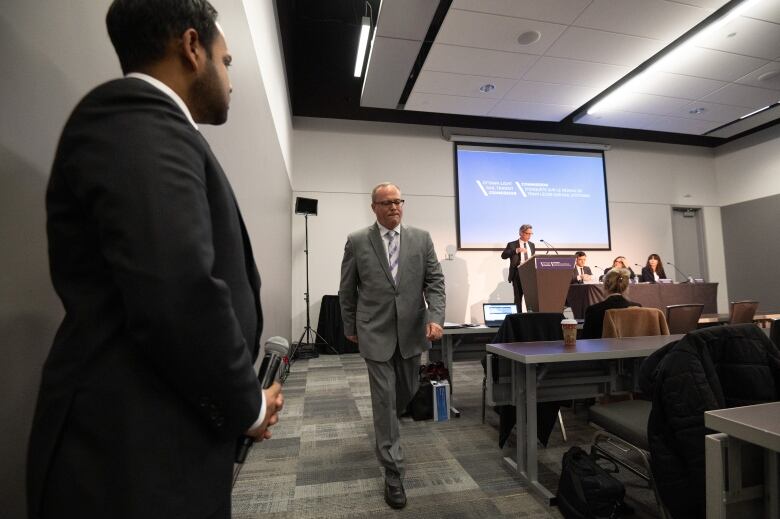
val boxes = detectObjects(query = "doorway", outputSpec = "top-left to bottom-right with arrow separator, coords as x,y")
671,207 -> 708,282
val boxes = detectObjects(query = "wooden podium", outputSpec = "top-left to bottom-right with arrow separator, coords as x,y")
518,255 -> 576,312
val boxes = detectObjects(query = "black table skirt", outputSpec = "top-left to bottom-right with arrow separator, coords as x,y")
567,282 -> 718,319
315,295 -> 358,354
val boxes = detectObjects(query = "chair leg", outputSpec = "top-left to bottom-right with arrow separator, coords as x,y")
558,409 -> 567,442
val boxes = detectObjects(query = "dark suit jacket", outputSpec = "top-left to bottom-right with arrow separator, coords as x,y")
640,266 -> 667,283
581,295 -> 641,339
571,265 -> 593,284
339,223 -> 445,361
501,240 -> 535,283
28,78 -> 262,519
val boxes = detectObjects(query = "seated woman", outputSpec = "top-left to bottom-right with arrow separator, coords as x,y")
602,255 -> 636,281
581,268 -> 641,339
640,253 -> 668,283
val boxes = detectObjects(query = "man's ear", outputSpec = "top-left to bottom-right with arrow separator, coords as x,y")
179,28 -> 203,71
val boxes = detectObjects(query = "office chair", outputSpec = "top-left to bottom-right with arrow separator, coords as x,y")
770,318 -> 780,348
728,300 -> 759,324
665,303 -> 704,334
590,307 -> 671,518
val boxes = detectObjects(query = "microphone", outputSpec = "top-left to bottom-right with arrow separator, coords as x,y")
540,239 -> 560,255
666,262 -> 694,283
235,337 -> 290,465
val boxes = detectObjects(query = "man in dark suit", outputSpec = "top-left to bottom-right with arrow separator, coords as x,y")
339,183 -> 445,509
501,224 -> 535,307
572,250 -> 594,284
27,2 -> 283,518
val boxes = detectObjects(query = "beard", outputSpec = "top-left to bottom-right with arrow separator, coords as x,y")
190,59 -> 229,125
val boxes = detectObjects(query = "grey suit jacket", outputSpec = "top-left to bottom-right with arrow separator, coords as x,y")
339,223 -> 445,362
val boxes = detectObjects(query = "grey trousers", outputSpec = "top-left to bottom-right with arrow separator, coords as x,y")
364,346 -> 420,485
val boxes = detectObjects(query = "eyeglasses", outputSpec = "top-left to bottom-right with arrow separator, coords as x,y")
375,199 -> 405,207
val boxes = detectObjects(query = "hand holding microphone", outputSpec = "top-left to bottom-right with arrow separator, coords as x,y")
236,337 -> 289,462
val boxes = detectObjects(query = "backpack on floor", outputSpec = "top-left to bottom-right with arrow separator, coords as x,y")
556,446 -> 627,519
407,361 -> 450,421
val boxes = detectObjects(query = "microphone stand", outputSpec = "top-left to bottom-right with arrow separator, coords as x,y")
667,262 -> 694,283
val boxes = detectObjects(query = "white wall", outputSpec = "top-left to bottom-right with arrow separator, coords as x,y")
714,124 -> 780,206
0,1 -> 292,516
290,117 -> 728,332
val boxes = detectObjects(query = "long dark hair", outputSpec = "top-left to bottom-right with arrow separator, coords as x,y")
646,254 -> 666,278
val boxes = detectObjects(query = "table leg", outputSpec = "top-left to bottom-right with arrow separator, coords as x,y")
503,361 -> 555,504
441,335 -> 460,417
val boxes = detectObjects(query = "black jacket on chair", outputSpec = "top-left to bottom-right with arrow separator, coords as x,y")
489,313 -> 563,448
639,324 -> 780,519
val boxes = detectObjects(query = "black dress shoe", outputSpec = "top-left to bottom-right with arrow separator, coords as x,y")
384,480 -> 407,509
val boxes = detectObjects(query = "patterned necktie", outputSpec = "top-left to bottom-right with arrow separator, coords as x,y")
386,230 -> 399,283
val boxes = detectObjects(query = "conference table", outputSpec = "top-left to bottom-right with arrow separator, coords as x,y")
487,334 -> 684,504
440,325 -> 498,416
705,402 -> 780,518
567,282 -> 718,319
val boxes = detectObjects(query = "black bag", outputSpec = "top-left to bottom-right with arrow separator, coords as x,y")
408,361 -> 449,421
557,447 -> 627,519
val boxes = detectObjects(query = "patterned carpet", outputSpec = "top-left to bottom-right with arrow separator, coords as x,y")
232,354 -> 661,518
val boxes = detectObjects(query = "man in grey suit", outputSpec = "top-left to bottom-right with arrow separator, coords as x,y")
339,183 -> 445,509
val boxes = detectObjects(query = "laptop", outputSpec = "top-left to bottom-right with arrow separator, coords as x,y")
483,303 -> 518,327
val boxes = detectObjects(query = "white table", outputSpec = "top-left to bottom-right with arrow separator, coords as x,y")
440,326 -> 498,416
487,334 -> 683,504
705,402 -> 780,519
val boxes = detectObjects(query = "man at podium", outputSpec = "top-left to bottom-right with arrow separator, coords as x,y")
501,224 -> 535,307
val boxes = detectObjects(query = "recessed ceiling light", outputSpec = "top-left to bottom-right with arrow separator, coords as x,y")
758,70 -> 780,82
517,30 -> 541,46
479,84 -> 496,93
688,107 -> 706,115
727,31 -> 737,38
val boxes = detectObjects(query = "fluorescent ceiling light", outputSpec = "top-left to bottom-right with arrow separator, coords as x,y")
588,0 -> 765,115
354,16 -> 371,78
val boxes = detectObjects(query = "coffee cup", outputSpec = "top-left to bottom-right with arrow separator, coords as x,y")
561,318 -> 577,346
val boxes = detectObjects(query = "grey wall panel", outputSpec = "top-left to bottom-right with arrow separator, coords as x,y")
721,193 -> 780,311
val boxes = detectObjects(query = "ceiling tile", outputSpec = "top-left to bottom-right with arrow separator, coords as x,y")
706,103 -> 780,137
630,71 -> 725,99
578,110 -> 719,134
639,115 -> 722,134
375,0 -> 439,40
573,0 -> 717,41
546,26 -> 665,66
404,92 -> 498,116
423,44 -> 538,79
523,56 -> 630,88
653,45 -> 768,81
361,37 -> 422,109
412,70 -> 517,99
745,1 -> 780,24
665,0 -> 729,9
604,91 -> 691,116
694,15 -> 780,60
451,0 -> 591,25
504,80 -> 600,105
701,82 -> 780,108
489,99 -> 576,121
735,61 -> 780,90
437,9 -> 567,54
677,100 -> 755,122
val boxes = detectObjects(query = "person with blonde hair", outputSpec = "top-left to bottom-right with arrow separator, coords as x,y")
581,268 -> 642,339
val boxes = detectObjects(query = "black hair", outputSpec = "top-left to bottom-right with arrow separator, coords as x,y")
574,251 -> 587,258
106,0 -> 218,74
